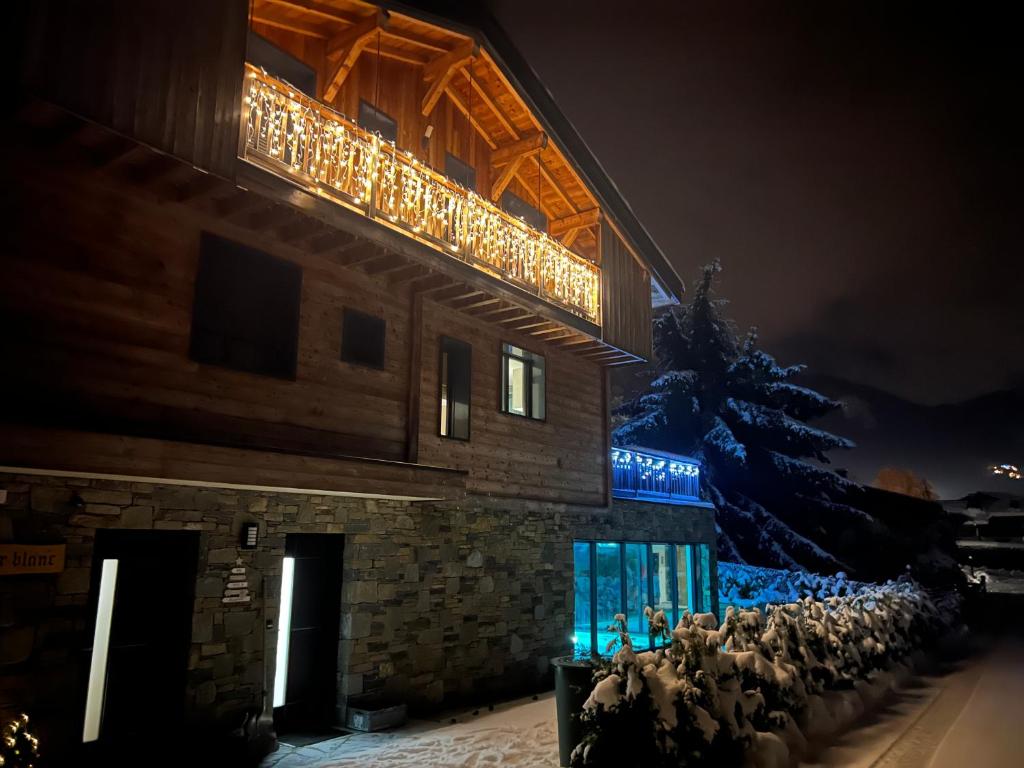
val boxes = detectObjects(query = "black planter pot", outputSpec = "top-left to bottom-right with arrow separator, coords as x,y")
551,656 -> 596,767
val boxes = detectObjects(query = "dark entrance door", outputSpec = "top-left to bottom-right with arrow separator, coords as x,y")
275,533 -> 344,733
81,529 -> 198,754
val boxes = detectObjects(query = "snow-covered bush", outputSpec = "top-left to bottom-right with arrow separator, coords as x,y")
571,578 -> 952,768
719,561 -> 873,611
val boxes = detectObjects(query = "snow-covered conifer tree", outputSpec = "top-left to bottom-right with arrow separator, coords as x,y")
615,262 -> 879,570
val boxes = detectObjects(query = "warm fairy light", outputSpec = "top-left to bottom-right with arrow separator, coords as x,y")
242,65 -> 601,324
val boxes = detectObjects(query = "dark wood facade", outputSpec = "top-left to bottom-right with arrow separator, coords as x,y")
11,0 -> 681,503
2,110 -> 607,505
22,0 -> 248,180
600,223 -> 654,361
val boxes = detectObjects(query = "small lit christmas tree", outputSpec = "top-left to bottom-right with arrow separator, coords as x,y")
0,714 -> 39,768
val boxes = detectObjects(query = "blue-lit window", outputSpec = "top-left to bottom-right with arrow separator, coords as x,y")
624,543 -> 649,638
572,542 -> 592,656
595,543 -> 622,655
650,543 -> 674,626
572,540 -> 712,656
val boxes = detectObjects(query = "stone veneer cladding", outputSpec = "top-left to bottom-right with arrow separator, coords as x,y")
0,471 -> 716,757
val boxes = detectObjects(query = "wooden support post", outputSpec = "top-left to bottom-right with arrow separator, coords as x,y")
421,40 -> 479,116
406,292 -> 423,463
323,9 -> 389,102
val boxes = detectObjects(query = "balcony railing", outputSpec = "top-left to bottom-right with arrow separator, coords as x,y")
611,446 -> 701,503
241,65 -> 601,324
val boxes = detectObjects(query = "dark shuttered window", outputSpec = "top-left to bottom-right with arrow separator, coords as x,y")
341,308 -> 387,369
189,233 -> 302,380
358,100 -> 397,144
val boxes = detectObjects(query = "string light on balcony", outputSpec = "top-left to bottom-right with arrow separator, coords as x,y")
243,66 -> 600,323
611,448 -> 699,478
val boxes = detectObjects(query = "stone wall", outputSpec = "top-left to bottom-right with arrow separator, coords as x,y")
0,471 -> 716,758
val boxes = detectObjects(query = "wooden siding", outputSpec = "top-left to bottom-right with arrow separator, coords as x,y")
416,303 -> 608,506
21,0 -> 248,179
3,145 -> 412,464
601,222 -> 654,360
2,129 -> 609,505
0,425 -> 463,501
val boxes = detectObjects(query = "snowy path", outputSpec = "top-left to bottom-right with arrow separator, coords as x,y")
263,641 -> 1024,768
805,639 -> 1024,768
263,693 -> 558,768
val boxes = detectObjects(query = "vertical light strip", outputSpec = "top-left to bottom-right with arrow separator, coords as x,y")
273,556 -> 295,708
83,559 -> 119,743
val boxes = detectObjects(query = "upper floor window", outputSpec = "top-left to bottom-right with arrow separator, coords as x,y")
445,152 -> 477,192
500,190 -> 547,233
500,343 -> 545,420
189,233 -> 301,380
359,100 -> 397,144
439,336 -> 471,440
341,308 -> 386,369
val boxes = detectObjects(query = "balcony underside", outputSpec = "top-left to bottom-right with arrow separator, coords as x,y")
18,99 -> 642,366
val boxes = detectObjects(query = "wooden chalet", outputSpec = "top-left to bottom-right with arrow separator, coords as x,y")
1,1 -> 716,761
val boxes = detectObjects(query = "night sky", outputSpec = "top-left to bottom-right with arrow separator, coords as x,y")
490,0 -> 1023,494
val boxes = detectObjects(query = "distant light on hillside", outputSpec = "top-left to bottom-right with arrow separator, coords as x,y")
990,463 -> 1022,480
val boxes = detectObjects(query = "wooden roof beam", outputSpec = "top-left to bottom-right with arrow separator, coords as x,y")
381,28 -> 448,54
531,325 -> 573,337
490,132 -> 547,167
442,86 -> 497,150
422,40 -> 479,116
537,160 -> 579,213
361,252 -> 410,275
490,156 -> 523,201
432,286 -> 483,303
263,0 -> 359,25
511,168 -> 557,219
550,208 -> 601,238
497,312 -> 537,325
251,11 -> 326,38
477,305 -> 528,320
453,296 -> 502,312
323,9 -> 389,102
555,337 -> 604,351
410,274 -> 459,294
386,264 -> 431,286
460,67 -> 519,140
512,318 -> 554,331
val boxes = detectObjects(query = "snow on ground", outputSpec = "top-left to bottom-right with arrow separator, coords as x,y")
263,694 -> 558,768
964,567 -> 1024,594
264,640 -> 1024,768
804,638 -> 1024,768
956,539 -> 1024,550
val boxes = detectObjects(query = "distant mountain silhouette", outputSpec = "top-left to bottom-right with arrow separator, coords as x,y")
798,374 -> 1024,499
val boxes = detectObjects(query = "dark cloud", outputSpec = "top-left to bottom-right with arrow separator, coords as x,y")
490,0 -> 1024,405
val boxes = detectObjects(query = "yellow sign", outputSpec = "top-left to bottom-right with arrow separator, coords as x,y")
0,544 -> 66,575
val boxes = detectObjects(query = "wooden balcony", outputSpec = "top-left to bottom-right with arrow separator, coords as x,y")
240,65 -> 601,325
611,447 -> 705,505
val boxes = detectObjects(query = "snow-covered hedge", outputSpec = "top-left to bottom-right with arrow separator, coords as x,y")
719,562 -> 873,611
571,578 -> 951,768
